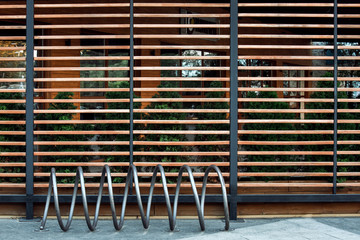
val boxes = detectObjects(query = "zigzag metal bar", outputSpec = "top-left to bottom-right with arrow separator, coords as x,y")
39,164 -> 230,232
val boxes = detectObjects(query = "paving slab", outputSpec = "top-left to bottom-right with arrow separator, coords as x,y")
1,217 -> 360,240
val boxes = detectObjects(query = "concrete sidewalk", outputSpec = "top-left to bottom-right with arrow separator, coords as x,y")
1,217 -> 360,240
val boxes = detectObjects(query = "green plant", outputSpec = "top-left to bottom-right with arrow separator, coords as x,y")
36,92 -> 93,183
0,92 -> 25,183
140,81 -> 190,164
98,81 -> 141,183
301,73 -> 357,182
195,81 -> 229,162
242,91 -> 297,180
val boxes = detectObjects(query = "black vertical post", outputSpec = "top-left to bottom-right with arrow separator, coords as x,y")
229,0 -> 239,220
129,0 -> 134,195
26,0 -> 35,219
129,0 -> 134,165
332,0 -> 338,194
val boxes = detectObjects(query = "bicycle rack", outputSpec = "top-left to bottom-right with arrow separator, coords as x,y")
39,164 -> 230,232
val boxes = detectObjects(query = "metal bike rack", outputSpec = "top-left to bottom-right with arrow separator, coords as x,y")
39,164 -> 230,232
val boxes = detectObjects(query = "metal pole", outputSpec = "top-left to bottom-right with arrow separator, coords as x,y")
129,0 -> 134,194
333,0 -> 338,195
129,0 -> 134,165
229,0 -> 239,220
26,0 -> 35,219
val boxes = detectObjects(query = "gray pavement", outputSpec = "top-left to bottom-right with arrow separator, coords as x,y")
1,217 -> 360,240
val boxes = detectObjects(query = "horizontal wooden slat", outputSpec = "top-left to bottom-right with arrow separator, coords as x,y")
35,151 -> 230,156
134,56 -> 229,60
238,13 -> 333,18
33,162 -> 230,167
134,34 -> 229,39
238,34 -> 333,39
238,3 -> 333,7
238,151 -> 333,155
0,110 -> 25,114
34,120 -> 129,124
134,24 -> 229,28
239,163 -> 331,170
238,141 -> 333,145
34,152 -> 129,156
238,56 -> 333,60
238,109 -> 333,113
0,173 -> 25,177
34,14 -> 130,18
34,67 -> 129,71
134,14 -> 230,18
0,78 -> 25,83
34,109 -> 129,114
0,131 -> 25,135
34,35 -> 130,40
35,46 -> 130,50
238,173 -> 332,177
134,88 -> 229,92
34,131 -> 129,135
338,151 -> 360,155
34,3 -> 130,8
238,66 -> 333,71
134,109 -> 229,113
135,98 -> 229,103
0,15 -> 26,19
0,26 -> 26,30
0,121 -> 25,124
0,47 -> 26,51
0,100 -> 26,103
238,24 -> 334,28
238,45 -> 333,49
238,98 -> 333,103
0,142 -> 25,146
133,130 -> 229,135
34,56 -> 130,61
238,120 -> 333,124
238,77 -> 333,81
0,4 -> 26,9
0,68 -> 26,72
0,152 -> 25,156
135,77 -> 229,81
238,130 -> 333,134
34,77 -> 129,82
0,57 -> 25,61
134,3 -> 229,7
34,88 -> 129,93
34,24 -> 130,29
134,120 -> 229,124
35,99 -> 129,103
134,45 -> 230,50
135,67 -> 229,71
238,87 -> 333,92
33,183 -> 228,188
33,141 -> 229,146
238,183 -> 332,188
34,172 -> 229,178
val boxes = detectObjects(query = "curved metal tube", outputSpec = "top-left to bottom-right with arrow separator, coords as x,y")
40,164 -> 230,232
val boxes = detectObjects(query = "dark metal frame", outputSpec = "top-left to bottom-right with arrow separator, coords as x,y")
229,0 -> 239,220
332,0 -> 338,195
25,0 -> 35,219
1,0 -> 360,220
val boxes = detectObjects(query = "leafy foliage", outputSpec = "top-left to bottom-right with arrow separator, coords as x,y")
0,92 -> 25,183
98,81 -> 141,183
36,92 -> 93,183
242,91 -> 297,179
140,81 -> 189,163
300,73 -> 358,182
195,81 -> 229,162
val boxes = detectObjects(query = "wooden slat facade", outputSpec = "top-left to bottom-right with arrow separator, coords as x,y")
1,0 -> 360,217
